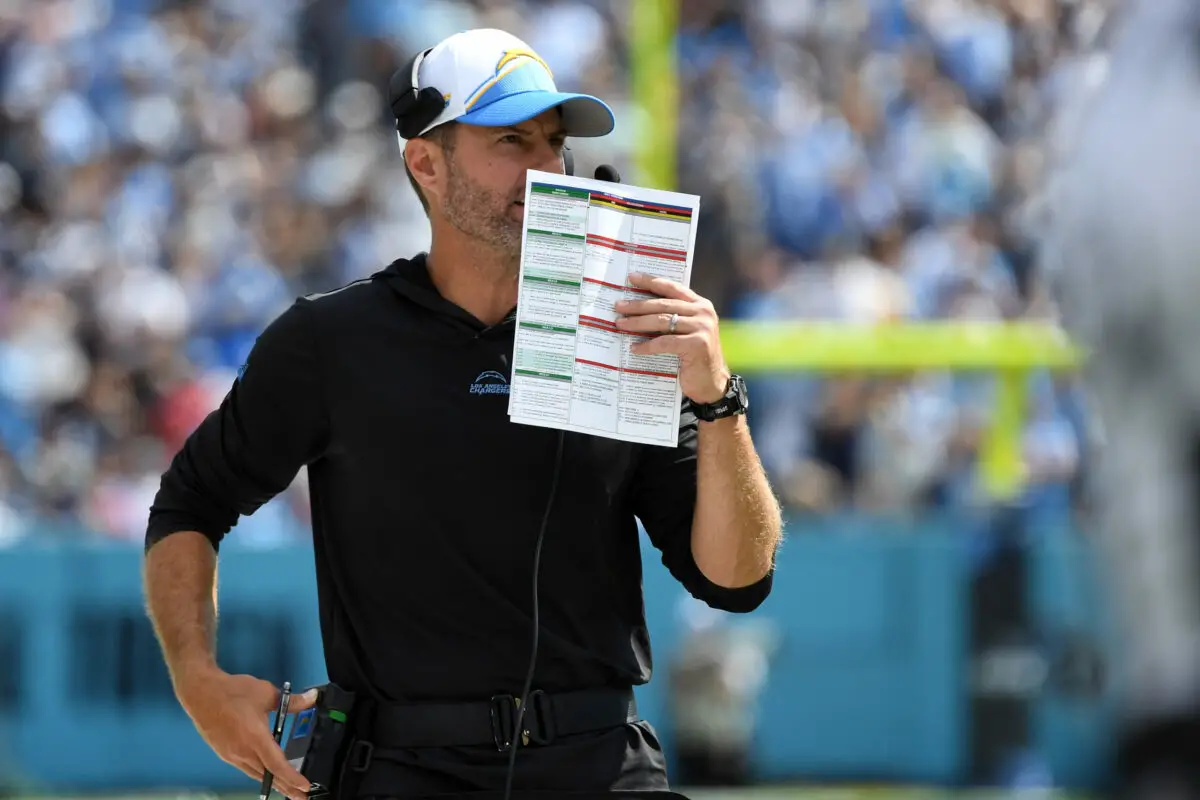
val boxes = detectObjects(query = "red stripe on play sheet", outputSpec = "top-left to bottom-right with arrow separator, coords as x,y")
587,234 -> 687,257
582,277 -> 654,294
578,314 -> 616,329
575,358 -> 618,371
623,367 -> 677,379
574,357 -> 676,380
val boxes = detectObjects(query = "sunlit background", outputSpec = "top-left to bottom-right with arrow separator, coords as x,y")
0,0 -> 1116,798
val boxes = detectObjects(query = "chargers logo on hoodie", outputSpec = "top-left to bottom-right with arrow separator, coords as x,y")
469,370 -> 510,396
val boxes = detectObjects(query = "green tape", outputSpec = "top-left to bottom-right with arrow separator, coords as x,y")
329,709 -> 347,723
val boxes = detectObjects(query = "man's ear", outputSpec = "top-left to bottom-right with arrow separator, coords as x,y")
404,139 -> 441,204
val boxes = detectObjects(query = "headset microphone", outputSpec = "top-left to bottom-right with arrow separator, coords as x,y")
560,148 -> 620,183
593,164 -> 621,183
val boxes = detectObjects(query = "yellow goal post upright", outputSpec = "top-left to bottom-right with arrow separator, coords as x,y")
628,0 -> 1085,501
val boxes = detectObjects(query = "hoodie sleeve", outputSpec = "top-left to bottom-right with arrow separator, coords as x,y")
630,399 -> 773,613
145,299 -> 329,553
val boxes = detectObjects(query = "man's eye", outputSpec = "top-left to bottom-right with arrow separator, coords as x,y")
500,135 -> 522,144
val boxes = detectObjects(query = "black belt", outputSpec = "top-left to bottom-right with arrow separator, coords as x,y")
364,687 -> 638,754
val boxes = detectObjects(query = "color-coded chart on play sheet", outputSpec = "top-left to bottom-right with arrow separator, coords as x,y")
509,168 -> 701,447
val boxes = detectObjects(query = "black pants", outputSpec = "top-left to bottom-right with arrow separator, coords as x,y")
353,720 -> 674,798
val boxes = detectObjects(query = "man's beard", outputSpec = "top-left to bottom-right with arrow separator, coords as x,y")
442,162 -> 522,263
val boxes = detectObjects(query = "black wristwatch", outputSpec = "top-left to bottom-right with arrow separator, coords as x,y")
691,374 -> 749,422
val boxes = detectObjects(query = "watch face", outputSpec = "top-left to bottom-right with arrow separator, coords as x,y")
731,375 -> 748,408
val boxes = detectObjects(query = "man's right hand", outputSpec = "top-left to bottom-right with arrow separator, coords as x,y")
176,666 -> 319,800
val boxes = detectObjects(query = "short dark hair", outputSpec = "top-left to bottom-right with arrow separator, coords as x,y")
404,122 -> 458,217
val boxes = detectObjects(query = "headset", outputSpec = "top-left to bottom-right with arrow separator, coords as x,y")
389,48 -> 576,176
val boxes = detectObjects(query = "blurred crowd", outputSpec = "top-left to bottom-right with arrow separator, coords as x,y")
0,0 -> 1109,547
688,0 -> 1109,523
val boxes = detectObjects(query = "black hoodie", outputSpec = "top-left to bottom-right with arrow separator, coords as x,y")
146,254 -> 771,708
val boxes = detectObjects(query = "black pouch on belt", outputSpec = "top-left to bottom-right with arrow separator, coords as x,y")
283,683 -> 358,798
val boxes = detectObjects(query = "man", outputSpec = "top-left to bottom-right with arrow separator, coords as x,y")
1048,2 -> 1200,797
142,27 -> 782,800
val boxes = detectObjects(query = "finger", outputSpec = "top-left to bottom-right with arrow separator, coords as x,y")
630,333 -> 689,356
230,753 -> 293,796
253,733 -> 312,795
226,747 -> 302,800
256,679 -> 288,712
613,297 -> 694,317
627,272 -> 698,301
231,755 -> 263,782
615,313 -> 696,334
287,687 -> 320,713
259,763 -> 309,800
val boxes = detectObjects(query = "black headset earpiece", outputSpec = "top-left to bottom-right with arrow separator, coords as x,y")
562,144 -> 574,176
390,48 -> 447,140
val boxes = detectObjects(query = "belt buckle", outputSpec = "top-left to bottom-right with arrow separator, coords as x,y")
489,694 -> 517,752
491,692 -> 557,750
525,690 -> 556,746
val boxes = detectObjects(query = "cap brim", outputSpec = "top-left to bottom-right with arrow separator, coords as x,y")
456,91 -> 615,137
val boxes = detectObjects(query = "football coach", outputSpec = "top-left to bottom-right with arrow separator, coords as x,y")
142,27 -> 783,800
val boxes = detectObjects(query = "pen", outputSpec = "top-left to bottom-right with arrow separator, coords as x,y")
260,681 -> 292,800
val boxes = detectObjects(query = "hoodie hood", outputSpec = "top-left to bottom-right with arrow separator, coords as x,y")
373,254 -> 517,339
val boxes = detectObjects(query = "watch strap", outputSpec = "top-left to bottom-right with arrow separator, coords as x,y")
692,375 -> 748,421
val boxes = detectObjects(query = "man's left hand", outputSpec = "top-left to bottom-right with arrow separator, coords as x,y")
614,272 -> 731,406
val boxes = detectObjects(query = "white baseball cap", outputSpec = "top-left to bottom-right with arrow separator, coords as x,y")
392,28 -> 615,145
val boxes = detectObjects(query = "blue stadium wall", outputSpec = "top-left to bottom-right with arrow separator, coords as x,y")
0,516 -> 1115,793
